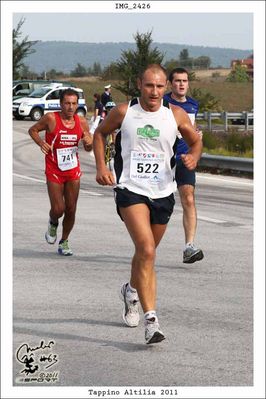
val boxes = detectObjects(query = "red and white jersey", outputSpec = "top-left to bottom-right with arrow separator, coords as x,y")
45,112 -> 83,175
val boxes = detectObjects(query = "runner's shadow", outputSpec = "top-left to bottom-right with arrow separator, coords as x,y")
13,248 -> 131,265
14,317 -> 123,328
14,325 -> 154,353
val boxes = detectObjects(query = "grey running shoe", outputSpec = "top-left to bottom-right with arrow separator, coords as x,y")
183,243 -> 204,264
45,220 -> 58,244
145,317 -> 165,344
58,239 -> 73,256
119,283 -> 140,327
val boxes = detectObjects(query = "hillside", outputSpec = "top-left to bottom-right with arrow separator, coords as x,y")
24,41 -> 253,74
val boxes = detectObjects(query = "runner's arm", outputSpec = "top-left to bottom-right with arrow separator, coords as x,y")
28,113 -> 55,155
172,106 -> 203,170
79,117 -> 93,152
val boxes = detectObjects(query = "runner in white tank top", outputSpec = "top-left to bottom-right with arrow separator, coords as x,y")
93,64 -> 202,344
114,97 -> 177,198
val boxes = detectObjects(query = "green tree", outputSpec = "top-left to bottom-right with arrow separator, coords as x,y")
13,18 -> 38,79
92,62 -> 102,76
101,62 -> 120,80
115,30 -> 164,98
88,62 -> 102,76
19,64 -> 38,79
179,49 -> 189,61
70,63 -> 87,77
189,88 -> 222,112
226,65 -> 250,82
194,56 -> 211,69
46,69 -> 66,79
178,49 -> 192,68
164,58 -> 180,75
188,71 -> 197,81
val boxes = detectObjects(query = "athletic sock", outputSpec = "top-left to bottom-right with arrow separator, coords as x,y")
144,310 -> 158,323
49,218 -> 58,227
127,282 -> 137,293
126,283 -> 139,301
185,242 -> 193,250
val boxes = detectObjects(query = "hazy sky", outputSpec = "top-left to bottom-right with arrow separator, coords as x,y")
13,12 -> 253,50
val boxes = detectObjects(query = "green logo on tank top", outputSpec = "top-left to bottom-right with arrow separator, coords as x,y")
137,124 -> 160,138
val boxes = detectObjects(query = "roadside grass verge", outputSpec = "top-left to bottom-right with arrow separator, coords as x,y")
202,130 -> 253,158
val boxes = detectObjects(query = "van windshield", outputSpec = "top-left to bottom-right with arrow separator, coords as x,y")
28,87 -> 52,98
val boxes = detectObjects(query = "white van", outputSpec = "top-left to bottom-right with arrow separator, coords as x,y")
13,85 -> 87,121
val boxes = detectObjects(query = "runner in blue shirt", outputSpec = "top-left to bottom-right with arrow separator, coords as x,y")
164,67 -> 204,263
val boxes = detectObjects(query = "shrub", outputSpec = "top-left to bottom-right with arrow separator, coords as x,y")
226,65 -> 250,82
202,131 -> 220,150
212,72 -> 221,79
225,132 -> 253,153
189,88 -> 222,112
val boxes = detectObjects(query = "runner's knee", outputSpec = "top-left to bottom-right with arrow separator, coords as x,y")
51,203 -> 65,218
64,203 -> 77,216
181,192 -> 195,208
135,243 -> 156,263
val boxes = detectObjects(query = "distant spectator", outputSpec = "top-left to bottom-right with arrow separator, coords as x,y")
93,93 -> 104,120
101,84 -> 112,107
90,93 -> 104,134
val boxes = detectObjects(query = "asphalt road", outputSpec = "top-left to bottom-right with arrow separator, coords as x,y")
11,120 -> 254,394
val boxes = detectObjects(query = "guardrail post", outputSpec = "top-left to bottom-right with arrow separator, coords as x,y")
223,111 -> 228,131
244,111 -> 249,130
207,112 -> 212,131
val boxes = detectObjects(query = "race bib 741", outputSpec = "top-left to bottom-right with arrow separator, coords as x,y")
56,146 -> 78,171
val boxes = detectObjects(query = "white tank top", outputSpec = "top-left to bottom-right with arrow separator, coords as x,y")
114,98 -> 178,198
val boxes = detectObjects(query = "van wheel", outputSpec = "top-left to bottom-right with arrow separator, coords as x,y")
76,108 -> 86,117
30,107 -> 43,121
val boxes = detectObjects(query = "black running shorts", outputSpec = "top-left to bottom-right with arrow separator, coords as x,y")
114,187 -> 175,225
175,159 -> 196,187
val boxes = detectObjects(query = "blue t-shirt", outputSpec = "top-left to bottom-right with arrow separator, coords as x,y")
164,92 -> 199,159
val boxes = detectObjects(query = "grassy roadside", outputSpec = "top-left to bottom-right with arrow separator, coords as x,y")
67,73 -> 253,159
67,73 -> 253,113
202,129 -> 253,158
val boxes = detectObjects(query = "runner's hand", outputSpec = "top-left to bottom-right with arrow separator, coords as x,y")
180,153 -> 197,171
96,167 -> 115,186
83,135 -> 93,152
40,141 -> 52,155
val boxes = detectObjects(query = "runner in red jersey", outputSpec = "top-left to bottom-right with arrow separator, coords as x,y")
29,88 -> 93,256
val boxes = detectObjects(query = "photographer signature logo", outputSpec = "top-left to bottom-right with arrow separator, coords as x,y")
15,339 -> 59,383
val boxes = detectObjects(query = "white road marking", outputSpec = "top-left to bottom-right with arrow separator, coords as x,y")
175,209 -> 226,224
79,189 -> 102,196
13,173 -> 103,196
13,173 -> 45,184
175,207 -> 252,228
197,173 -> 253,186
197,215 -> 227,224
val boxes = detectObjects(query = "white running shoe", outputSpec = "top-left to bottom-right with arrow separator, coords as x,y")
58,239 -> 73,256
119,283 -> 140,327
145,317 -> 165,344
183,243 -> 204,264
45,220 -> 58,244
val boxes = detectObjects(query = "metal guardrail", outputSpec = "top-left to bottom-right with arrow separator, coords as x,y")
196,111 -> 253,131
199,154 -> 253,173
